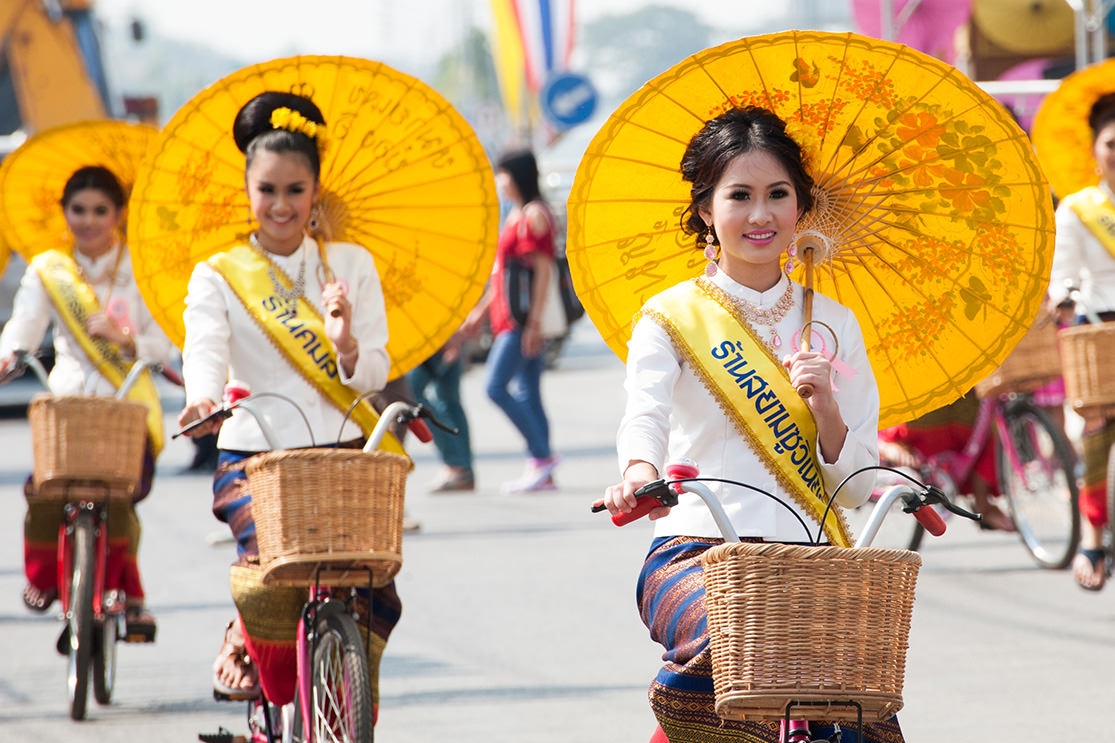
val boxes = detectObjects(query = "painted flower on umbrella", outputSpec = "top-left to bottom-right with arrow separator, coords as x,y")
837,57 -> 898,109
707,88 -> 791,120
875,295 -> 957,366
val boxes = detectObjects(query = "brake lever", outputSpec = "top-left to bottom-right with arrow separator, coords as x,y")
590,479 -> 680,513
415,403 -> 460,436
172,406 -> 235,439
917,484 -> 982,523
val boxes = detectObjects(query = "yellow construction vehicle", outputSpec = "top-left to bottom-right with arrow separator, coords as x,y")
1,0 -> 110,141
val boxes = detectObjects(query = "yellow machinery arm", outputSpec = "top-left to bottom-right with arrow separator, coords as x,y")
2,0 -> 106,133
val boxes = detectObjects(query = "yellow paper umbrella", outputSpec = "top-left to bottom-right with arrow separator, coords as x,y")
971,0 -> 1075,55
0,120 -> 157,260
127,55 -> 499,379
1030,58 -> 1115,201
568,31 -> 1055,428
0,242 -> 9,277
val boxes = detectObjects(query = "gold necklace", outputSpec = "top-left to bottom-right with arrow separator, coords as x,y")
76,243 -> 127,307
250,233 -> 307,313
704,276 -> 795,350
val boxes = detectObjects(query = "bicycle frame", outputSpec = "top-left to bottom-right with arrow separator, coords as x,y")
920,395 -> 997,495
56,495 -> 115,620
200,396 -> 440,742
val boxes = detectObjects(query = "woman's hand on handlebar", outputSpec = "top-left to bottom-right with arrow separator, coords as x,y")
177,398 -> 222,438
602,461 -> 670,521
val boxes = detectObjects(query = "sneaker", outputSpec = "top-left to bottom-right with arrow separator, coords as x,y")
502,474 -> 557,495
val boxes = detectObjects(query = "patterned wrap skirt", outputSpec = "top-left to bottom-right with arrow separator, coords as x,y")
638,536 -> 906,743
213,447 -> 402,709
23,444 -> 155,599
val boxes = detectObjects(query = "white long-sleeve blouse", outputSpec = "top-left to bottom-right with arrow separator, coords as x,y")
181,236 -> 389,452
616,271 -> 880,542
0,244 -> 172,396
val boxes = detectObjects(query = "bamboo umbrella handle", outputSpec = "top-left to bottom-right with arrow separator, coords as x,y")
314,237 -> 345,317
796,235 -> 823,399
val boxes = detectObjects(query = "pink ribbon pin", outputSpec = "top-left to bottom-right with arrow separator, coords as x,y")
790,325 -> 858,392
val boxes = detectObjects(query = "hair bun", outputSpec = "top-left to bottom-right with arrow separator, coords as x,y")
232,91 -> 326,154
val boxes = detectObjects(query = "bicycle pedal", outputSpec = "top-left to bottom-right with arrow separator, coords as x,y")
212,688 -> 259,704
123,632 -> 156,644
123,626 -> 157,643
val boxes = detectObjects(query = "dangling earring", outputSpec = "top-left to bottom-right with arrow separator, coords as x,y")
703,227 -> 719,276
308,204 -> 320,232
784,242 -> 797,275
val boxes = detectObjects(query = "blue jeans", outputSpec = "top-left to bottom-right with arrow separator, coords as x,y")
485,328 -> 551,459
406,348 -> 473,473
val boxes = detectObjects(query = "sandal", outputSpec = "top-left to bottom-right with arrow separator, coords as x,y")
212,620 -> 260,701
22,584 -> 57,613
1073,548 -> 1107,592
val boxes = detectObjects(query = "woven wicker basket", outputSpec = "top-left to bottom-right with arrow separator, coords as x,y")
974,320 -> 1061,398
245,448 -> 409,588
1059,323 -> 1115,413
701,542 -> 922,723
28,394 -> 147,500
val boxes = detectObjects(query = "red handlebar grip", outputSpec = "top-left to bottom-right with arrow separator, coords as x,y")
408,418 -> 433,443
914,506 -> 947,537
612,496 -> 660,526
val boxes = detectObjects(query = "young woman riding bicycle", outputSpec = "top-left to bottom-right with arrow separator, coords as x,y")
0,163 -> 171,641
175,91 -> 406,717
598,107 -> 896,742
1046,91 -> 1115,592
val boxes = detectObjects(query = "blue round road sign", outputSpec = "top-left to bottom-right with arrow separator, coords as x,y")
541,72 -> 598,129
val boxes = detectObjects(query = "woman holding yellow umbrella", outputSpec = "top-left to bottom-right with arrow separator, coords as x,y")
172,90 -> 402,707
0,121 -> 172,643
1033,63 -> 1115,592
578,31 -> 1054,743
144,51 -> 499,719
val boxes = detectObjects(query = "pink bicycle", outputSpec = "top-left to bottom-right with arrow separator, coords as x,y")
848,393 -> 1080,568
184,388 -> 454,743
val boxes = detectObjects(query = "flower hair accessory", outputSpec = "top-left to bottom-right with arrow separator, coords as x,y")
270,107 -> 326,148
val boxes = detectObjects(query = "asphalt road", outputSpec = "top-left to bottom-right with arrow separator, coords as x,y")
1,321 -> 1112,741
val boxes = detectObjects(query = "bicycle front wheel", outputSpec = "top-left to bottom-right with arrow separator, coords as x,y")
310,601 -> 373,743
1104,440 -> 1115,576
997,397 -> 1080,569
93,613 -> 120,705
67,508 -> 96,720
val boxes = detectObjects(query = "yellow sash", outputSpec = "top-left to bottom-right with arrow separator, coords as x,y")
32,250 -> 164,455
640,279 -> 851,547
208,245 -> 406,457
1065,186 -> 1115,259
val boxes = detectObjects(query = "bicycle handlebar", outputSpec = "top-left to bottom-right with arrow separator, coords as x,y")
2,349 -> 181,396
592,462 -> 982,546
172,385 -> 459,453
1,350 -> 51,388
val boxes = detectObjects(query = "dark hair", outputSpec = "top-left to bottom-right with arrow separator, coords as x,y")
679,106 -> 814,237
60,165 -> 126,209
496,148 -> 543,204
1089,93 -> 1115,140
232,91 -> 326,178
